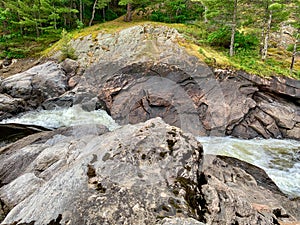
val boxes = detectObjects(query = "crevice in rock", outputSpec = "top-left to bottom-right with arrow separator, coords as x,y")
47,214 -> 62,225
87,164 -> 96,179
0,198 -> 10,223
196,172 -> 208,223
175,176 -> 202,221
166,139 -> 176,154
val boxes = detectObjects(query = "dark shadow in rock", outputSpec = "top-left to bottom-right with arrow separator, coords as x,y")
0,123 -> 52,147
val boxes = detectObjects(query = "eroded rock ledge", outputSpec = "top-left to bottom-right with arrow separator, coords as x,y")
0,118 -> 299,224
1,25 -> 299,140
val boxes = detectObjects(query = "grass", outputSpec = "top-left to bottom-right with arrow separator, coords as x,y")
3,15 -> 299,80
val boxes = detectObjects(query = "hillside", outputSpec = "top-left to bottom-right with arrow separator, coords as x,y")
1,18 -> 299,80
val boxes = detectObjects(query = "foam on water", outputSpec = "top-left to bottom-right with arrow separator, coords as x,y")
197,136 -> 300,197
1,105 -> 120,131
1,107 -> 299,197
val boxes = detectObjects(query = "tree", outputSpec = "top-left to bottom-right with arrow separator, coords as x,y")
229,0 -> 237,57
118,0 -> 133,22
89,0 -> 110,26
203,0 -> 240,56
290,0 -> 300,72
260,0 -> 290,60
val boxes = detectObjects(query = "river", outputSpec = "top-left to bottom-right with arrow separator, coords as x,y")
2,106 -> 300,197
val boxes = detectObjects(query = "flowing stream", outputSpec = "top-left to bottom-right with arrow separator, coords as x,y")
197,136 -> 300,197
1,106 -> 299,197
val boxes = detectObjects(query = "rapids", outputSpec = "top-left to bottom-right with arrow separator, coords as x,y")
197,136 -> 300,197
1,106 -> 299,197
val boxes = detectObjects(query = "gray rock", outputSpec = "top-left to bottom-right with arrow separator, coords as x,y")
44,25 -> 300,140
0,118 -> 299,224
0,61 -> 67,108
159,218 -> 206,225
0,173 -> 44,208
200,155 -> 300,224
1,118 -> 203,225
0,94 -> 25,120
60,58 -> 79,77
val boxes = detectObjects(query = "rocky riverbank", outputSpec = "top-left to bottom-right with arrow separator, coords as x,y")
0,118 -> 299,224
0,24 -> 299,224
1,25 -> 299,140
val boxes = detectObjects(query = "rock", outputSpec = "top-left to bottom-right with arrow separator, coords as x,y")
159,218 -> 206,225
60,58 -> 79,77
0,123 -> 51,148
200,155 -> 300,224
59,24 -> 299,139
0,118 -> 203,224
0,61 -> 67,109
41,95 -> 74,110
67,75 -> 81,88
0,94 -> 25,120
0,118 -> 299,225
20,24 -> 298,140
0,173 -> 44,209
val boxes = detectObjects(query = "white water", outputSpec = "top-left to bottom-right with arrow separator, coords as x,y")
0,105 -> 120,131
1,107 -> 299,197
197,136 -> 300,197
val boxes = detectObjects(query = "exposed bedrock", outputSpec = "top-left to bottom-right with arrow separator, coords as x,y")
0,118 -> 299,224
0,25 -> 299,140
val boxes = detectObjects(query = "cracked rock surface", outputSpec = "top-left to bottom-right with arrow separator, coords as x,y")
0,118 -> 299,224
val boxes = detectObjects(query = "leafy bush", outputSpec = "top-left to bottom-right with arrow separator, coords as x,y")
207,26 -> 258,50
207,26 -> 231,48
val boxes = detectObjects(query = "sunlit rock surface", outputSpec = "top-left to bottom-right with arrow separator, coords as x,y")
0,118 -> 299,224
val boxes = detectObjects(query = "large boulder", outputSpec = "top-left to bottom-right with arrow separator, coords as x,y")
0,118 -> 203,224
0,61 -> 68,109
0,118 -> 299,224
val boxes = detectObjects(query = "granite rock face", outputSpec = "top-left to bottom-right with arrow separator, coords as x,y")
1,25 -> 299,140
50,24 -> 299,140
0,61 -> 68,112
0,94 -> 25,120
0,118 -> 299,225
0,118 -> 203,224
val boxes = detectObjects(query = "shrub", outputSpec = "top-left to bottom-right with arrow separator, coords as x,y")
60,29 -> 77,61
207,26 -> 259,50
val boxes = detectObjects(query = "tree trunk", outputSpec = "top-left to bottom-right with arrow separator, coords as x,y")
261,1 -> 273,61
290,32 -> 299,73
124,3 -> 132,22
80,0 -> 83,22
89,0 -> 98,26
230,0 -> 238,57
103,7 -> 106,21
200,1 -> 208,23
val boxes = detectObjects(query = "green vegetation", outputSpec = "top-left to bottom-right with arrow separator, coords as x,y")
1,0 -> 299,79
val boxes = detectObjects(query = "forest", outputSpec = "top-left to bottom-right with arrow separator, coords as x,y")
0,0 -> 299,78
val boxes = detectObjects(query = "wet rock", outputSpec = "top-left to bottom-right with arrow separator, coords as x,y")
41,95 -> 74,110
0,61 -> 67,109
0,123 -> 51,148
